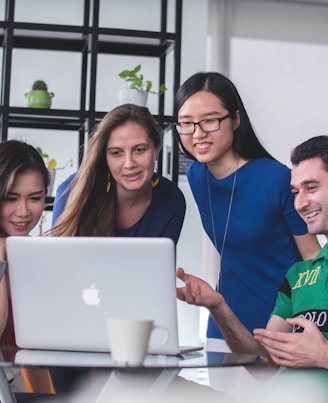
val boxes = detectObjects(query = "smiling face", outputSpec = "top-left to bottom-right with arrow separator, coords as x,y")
291,156 -> 328,237
177,90 -> 240,171
0,170 -> 45,236
106,121 -> 158,196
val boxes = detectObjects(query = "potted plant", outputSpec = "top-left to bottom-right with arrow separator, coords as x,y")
118,64 -> 167,106
25,80 -> 55,108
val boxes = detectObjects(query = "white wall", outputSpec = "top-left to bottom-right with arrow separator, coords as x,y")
230,0 -> 328,167
208,0 -> 328,167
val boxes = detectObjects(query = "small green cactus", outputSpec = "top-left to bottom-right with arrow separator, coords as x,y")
32,80 -> 48,91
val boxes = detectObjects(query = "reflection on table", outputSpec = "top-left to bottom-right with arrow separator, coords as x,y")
0,346 -> 257,403
0,345 -> 327,403
10,348 -> 257,369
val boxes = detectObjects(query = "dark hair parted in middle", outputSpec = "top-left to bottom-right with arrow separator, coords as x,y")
50,104 -> 163,237
175,71 -> 274,161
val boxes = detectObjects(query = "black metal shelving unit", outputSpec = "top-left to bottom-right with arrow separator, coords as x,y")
0,0 -> 182,182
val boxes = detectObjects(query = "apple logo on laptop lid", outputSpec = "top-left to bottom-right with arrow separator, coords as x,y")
82,284 -> 100,306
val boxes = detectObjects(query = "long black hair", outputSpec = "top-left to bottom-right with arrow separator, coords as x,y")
175,72 -> 275,161
0,140 -> 49,199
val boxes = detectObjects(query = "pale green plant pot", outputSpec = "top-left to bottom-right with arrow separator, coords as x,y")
25,90 -> 55,108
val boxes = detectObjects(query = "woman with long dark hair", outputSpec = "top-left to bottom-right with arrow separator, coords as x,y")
51,104 -> 185,244
175,71 -> 320,350
0,140 -> 54,396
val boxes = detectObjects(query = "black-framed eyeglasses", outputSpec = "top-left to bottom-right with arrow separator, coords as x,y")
175,113 -> 231,135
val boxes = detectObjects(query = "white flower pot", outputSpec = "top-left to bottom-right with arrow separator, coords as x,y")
118,88 -> 148,107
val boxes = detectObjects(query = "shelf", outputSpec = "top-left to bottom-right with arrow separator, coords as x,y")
0,107 -> 84,130
0,107 -> 175,129
0,21 -> 177,55
0,0 -> 182,183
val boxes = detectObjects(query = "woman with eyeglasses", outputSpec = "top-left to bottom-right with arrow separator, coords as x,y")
174,71 -> 321,351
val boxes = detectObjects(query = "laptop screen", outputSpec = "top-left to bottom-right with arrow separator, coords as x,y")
7,236 -> 180,355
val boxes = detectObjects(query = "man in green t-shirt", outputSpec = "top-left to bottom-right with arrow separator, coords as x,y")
177,135 -> 328,369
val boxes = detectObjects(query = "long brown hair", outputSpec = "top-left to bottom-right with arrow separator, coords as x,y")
50,104 -> 162,236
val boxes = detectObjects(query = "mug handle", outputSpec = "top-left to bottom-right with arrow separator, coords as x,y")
148,325 -> 169,352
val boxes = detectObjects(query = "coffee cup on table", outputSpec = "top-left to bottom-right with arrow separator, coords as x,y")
106,318 -> 169,366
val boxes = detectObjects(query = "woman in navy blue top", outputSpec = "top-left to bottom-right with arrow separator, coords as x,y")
49,104 -> 186,394
174,72 -> 320,348
50,104 -> 185,245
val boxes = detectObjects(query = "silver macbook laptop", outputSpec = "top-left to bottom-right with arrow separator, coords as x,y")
7,236 -> 201,355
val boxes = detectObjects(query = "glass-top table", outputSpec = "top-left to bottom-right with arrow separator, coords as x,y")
1,345 -> 327,403
0,345 -> 259,403
0,345 -> 257,369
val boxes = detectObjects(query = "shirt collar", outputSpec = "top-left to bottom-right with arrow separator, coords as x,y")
310,244 -> 328,266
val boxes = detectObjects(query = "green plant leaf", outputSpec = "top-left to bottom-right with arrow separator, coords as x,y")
119,69 -> 133,79
159,84 -> 167,95
145,80 -> 152,92
36,146 -> 49,159
118,64 -> 167,95
133,64 -> 142,74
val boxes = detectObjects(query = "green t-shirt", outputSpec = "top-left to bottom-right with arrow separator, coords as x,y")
271,244 -> 328,339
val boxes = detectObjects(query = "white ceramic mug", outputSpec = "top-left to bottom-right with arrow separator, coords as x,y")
106,318 -> 169,366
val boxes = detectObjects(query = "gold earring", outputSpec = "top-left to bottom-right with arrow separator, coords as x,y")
106,172 -> 111,193
151,173 -> 159,188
